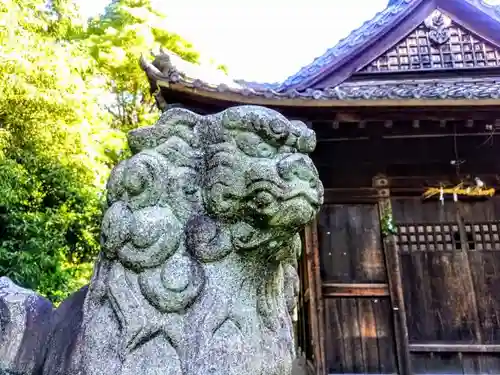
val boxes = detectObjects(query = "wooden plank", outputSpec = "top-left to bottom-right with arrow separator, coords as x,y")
391,201 -> 444,343
393,200 -> 481,343
323,297 -> 397,374
318,204 -> 386,283
322,283 -> 389,297
410,344 -> 500,353
358,297 -> 381,373
323,188 -> 379,204
411,352 -> 500,374
304,224 -> 322,375
410,352 -> 464,374
459,199 -> 500,345
393,198 -> 500,347
297,231 -> 310,358
373,297 -> 398,374
455,203 -> 483,343
324,297 -> 346,374
315,132 -> 500,165
374,175 -> 412,375
310,218 -> 326,375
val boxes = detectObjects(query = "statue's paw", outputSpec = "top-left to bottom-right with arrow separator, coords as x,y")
186,215 -> 232,262
115,206 -> 183,271
139,253 -> 205,313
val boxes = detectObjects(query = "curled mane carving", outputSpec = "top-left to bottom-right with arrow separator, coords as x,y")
75,105 -> 323,375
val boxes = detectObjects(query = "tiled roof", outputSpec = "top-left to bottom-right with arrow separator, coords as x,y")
140,0 -> 500,104
276,0 -> 500,91
276,0 -> 418,91
141,52 -> 500,102
473,0 -> 500,15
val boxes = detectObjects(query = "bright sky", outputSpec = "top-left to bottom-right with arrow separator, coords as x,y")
77,0 -> 389,82
76,0 -> 500,82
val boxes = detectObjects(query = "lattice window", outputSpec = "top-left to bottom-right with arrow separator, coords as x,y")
395,222 -> 500,253
465,222 -> 500,251
360,22 -> 500,73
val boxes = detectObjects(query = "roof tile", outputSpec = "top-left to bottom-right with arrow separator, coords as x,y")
276,0 -> 417,91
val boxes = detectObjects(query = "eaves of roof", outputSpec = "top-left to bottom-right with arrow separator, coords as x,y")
141,0 -> 500,107
141,52 -> 500,107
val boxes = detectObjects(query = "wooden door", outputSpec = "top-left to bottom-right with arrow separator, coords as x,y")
392,197 -> 500,374
316,203 -> 399,375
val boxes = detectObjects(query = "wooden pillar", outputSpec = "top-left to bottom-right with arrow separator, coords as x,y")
373,175 -> 412,375
304,219 -> 325,375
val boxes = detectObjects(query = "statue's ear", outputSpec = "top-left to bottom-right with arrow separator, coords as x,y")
128,107 -> 201,154
106,161 -> 127,206
198,116 -> 229,145
127,126 -> 158,154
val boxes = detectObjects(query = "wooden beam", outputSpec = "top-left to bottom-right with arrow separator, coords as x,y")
311,219 -> 326,375
373,175 -> 412,375
324,188 -> 379,203
163,82 -> 500,108
322,283 -> 389,297
409,344 -> 500,353
455,203 -> 483,344
303,222 -> 324,375
317,163 -> 500,191
313,118 -> 500,143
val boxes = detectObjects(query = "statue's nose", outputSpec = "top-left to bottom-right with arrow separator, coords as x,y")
277,154 -> 318,188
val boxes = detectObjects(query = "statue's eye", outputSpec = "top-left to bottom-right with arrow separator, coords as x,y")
236,132 -> 276,158
184,187 -> 197,195
257,143 -> 277,158
254,191 -> 275,208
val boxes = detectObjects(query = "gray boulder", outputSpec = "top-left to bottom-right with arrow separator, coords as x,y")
0,277 -> 53,375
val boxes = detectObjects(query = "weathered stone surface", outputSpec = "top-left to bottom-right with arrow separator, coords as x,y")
291,355 -> 313,375
0,277 -> 53,375
0,105 -> 323,375
42,286 -> 87,375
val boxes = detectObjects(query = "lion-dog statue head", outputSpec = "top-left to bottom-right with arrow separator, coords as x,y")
68,105 -> 323,375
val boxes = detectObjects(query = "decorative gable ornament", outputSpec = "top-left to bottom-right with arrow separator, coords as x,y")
424,9 -> 452,45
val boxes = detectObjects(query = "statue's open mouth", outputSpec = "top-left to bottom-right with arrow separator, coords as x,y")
234,192 -> 320,252
247,180 -> 321,208
283,190 -> 321,210
233,229 -> 277,251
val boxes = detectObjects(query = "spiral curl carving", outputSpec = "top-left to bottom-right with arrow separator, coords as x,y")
81,105 -> 323,375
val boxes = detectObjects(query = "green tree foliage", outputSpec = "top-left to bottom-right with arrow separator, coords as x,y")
0,0 -> 126,302
0,0 -> 220,303
86,0 -> 200,131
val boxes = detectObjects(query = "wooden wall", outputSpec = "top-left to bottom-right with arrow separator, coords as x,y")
292,113 -> 500,375
318,203 -> 397,374
310,117 -> 500,202
393,197 -> 500,374
304,196 -> 500,375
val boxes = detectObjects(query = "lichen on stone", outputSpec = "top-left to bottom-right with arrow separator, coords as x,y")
0,105 -> 324,375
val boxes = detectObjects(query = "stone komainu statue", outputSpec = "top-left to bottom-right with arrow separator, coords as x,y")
0,105 -> 323,375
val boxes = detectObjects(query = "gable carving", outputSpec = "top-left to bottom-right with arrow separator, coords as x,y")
359,10 -> 500,73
